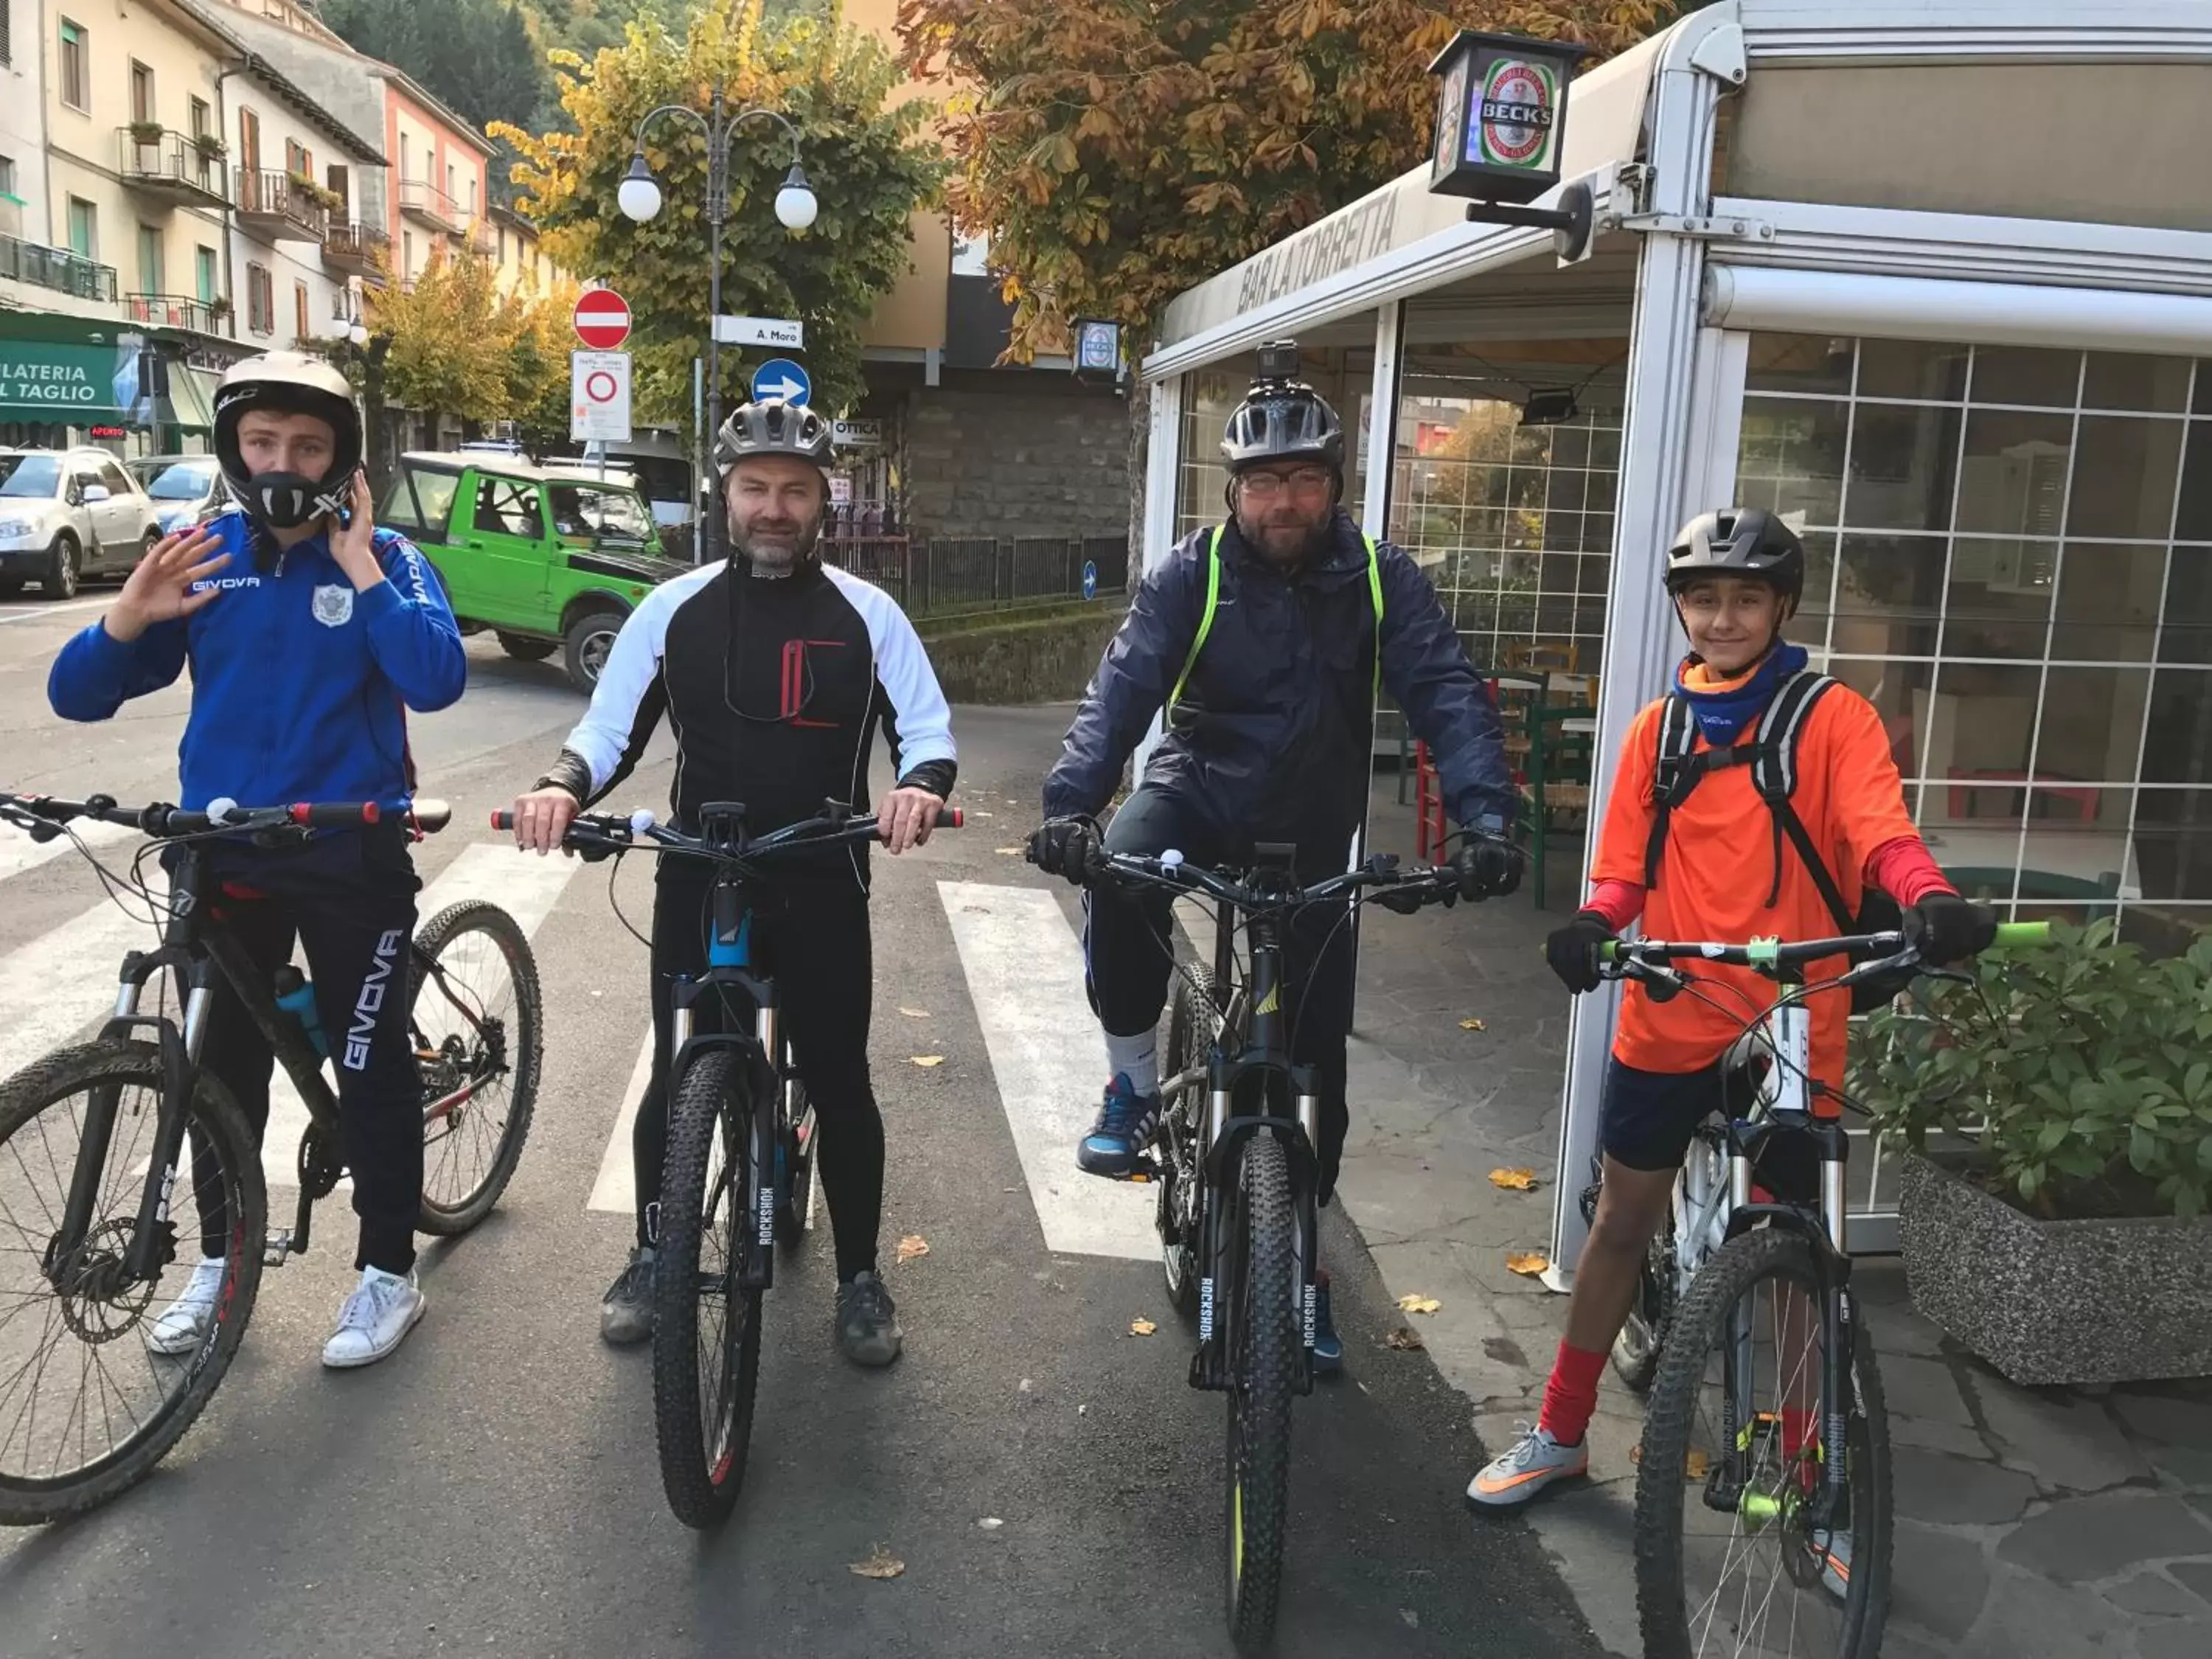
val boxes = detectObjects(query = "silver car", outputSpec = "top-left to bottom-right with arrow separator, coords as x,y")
0,450 -> 161,601
128,455 -> 226,538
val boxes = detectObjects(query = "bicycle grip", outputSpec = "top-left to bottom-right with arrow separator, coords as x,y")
490,810 -> 515,830
936,806 -> 963,830
1990,921 -> 2053,948
290,801 -> 380,828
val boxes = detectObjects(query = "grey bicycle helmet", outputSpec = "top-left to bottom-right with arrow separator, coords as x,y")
714,397 -> 834,475
1220,341 -> 1346,475
212,349 -> 364,532
1663,507 -> 1805,607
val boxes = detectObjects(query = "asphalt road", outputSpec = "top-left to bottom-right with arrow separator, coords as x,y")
0,585 -> 1601,1659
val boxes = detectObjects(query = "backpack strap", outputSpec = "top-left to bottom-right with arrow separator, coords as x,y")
1752,672 -> 1856,927
1644,694 -> 1728,886
1166,525 -> 1225,726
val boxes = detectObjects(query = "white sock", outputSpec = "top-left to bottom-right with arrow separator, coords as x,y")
1105,1029 -> 1160,1098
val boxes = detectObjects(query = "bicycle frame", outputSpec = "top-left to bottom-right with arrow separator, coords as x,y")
54,837 -> 344,1288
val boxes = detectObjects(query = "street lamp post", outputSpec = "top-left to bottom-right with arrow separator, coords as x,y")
619,86 -> 818,566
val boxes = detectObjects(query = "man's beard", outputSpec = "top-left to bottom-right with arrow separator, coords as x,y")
730,512 -> 821,577
1238,508 -> 1331,566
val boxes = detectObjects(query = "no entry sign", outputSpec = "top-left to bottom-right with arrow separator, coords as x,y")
573,287 -> 632,350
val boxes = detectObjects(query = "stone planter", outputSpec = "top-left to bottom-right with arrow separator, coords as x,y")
1899,1150 -> 2212,1385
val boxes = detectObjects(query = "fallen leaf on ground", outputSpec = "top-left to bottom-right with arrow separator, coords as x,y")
973,809 -> 995,817
1458,1018 -> 1487,1032
909,1055 -> 945,1068
1130,1318 -> 1158,1336
978,1517 -> 1004,1530
1396,1294 -> 1441,1316
848,1545 -> 905,1580
1489,1168 -> 1540,1192
898,1006 -> 931,1018
1506,1251 -> 1550,1276
895,1234 -> 930,1265
995,846 -> 1022,855
1382,1326 -> 1426,1352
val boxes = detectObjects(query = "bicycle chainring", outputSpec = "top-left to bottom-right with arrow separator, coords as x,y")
298,1122 -> 344,1199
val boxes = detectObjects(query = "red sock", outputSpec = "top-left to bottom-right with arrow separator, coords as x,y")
1539,1341 -> 1607,1447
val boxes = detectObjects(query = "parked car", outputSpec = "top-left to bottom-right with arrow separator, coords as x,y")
380,452 -> 684,691
0,449 -> 161,600
125,455 -> 226,537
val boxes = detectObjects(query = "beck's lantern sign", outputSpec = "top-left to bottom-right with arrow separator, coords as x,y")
1426,30 -> 1588,206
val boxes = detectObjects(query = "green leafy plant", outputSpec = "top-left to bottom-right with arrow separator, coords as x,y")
193,132 -> 227,159
1851,919 -> 2212,1220
129,121 -> 167,145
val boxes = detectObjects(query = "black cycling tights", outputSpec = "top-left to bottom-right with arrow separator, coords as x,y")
636,864 -> 885,1282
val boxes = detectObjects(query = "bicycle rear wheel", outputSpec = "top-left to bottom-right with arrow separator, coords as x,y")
1223,1131 -> 1298,1654
0,1041 -> 264,1525
1158,963 -> 1216,1318
1633,1226 -> 1892,1659
652,1047 -> 763,1528
411,900 -> 542,1235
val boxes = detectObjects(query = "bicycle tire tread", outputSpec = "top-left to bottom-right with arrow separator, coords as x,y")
1632,1226 -> 1893,1659
411,899 -> 543,1235
0,1040 -> 264,1525
1226,1132 -> 1297,1654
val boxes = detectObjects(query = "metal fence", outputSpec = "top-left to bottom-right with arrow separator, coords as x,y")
824,534 -> 1129,618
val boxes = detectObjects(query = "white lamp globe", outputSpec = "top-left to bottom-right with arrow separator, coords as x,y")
774,165 -> 818,231
618,156 -> 662,223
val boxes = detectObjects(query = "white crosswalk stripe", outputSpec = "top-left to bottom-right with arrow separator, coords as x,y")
937,879 -> 1154,1261
0,817 -> 139,885
587,1029 -> 655,1215
0,872 -> 172,1085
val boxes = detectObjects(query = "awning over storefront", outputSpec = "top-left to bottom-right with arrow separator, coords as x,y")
159,364 -> 220,433
0,335 -> 136,422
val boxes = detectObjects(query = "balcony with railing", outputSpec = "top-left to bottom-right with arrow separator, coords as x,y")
124,293 -> 223,335
234,169 -> 329,241
0,233 -> 119,304
322,220 -> 390,279
399,178 -> 465,234
470,217 -> 499,259
118,129 -> 231,209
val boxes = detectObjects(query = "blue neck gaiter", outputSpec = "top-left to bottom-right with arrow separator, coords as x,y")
1673,643 -> 1809,746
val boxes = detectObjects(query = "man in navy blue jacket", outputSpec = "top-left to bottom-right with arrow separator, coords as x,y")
1031,343 -> 1517,1367
49,350 -> 465,1369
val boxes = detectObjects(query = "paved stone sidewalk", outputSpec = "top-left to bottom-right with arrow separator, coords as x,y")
1335,786 -> 2212,1658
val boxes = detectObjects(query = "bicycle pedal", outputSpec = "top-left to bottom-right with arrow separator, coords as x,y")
262,1230 -> 294,1265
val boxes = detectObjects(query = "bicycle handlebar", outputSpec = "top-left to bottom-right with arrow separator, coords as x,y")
490,803 -> 964,855
0,791 -> 382,838
1598,920 -> 2051,971
1079,847 -> 1460,912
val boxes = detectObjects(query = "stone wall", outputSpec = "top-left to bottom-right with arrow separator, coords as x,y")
917,604 -> 1125,704
900,382 -> 1133,543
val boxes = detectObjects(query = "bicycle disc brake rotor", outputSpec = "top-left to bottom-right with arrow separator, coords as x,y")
56,1217 -> 169,1342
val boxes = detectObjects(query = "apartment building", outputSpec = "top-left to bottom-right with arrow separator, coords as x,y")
488,201 -> 557,300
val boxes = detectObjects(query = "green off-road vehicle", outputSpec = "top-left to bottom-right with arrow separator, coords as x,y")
381,452 -> 689,691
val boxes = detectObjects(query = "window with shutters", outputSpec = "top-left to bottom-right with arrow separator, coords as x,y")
246,263 -> 274,335
294,282 -> 308,342
59,18 -> 88,112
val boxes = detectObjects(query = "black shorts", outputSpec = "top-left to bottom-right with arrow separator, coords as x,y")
1599,1057 -> 1820,1202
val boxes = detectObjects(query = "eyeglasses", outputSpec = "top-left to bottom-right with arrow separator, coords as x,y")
1237,467 -> 1333,501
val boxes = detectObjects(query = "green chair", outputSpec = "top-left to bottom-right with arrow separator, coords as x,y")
1520,684 -> 1596,910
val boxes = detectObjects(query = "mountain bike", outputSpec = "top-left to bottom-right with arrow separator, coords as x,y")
0,791 -> 542,1526
1601,920 -> 2047,1659
1068,840 -> 1469,1655
501,798 -> 961,1528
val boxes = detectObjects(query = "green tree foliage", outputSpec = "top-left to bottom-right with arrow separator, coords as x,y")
498,0 -> 940,426
897,0 -> 1677,355
319,0 -> 546,133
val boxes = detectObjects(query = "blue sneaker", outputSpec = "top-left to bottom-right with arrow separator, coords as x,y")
1076,1074 -> 1163,1177
1312,1274 -> 1343,1373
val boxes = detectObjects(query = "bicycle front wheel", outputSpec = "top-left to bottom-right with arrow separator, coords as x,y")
652,1047 -> 763,1529
0,1041 -> 264,1525
412,900 -> 543,1235
1223,1131 -> 1298,1654
1634,1226 -> 1893,1659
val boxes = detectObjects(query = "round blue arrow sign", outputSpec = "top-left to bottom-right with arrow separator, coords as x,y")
1082,560 -> 1099,600
751,358 -> 812,406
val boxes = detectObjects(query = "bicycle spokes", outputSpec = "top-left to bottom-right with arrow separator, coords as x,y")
414,933 -> 515,1210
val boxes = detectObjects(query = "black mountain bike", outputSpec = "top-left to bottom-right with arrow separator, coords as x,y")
502,798 -> 961,1528
1067,841 -> 1467,1655
0,791 -> 542,1525
1603,921 -> 2045,1659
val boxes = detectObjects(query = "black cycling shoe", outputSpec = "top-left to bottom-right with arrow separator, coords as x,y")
601,1245 -> 655,1346
836,1270 -> 903,1368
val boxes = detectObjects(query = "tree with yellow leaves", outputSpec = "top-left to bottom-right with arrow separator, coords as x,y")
897,0 -> 1677,358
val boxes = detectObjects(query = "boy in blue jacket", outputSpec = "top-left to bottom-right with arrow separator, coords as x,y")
49,350 -> 465,1368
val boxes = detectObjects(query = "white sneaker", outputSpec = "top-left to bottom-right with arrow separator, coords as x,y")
144,1256 -> 227,1357
1465,1422 -> 1591,1509
321,1265 -> 425,1369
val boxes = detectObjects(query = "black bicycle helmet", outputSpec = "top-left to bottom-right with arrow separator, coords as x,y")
212,350 -> 364,531
714,397 -> 834,475
1663,507 -> 1805,608
1220,341 -> 1346,474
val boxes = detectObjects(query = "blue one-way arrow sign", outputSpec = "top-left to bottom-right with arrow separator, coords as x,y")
751,358 -> 811,406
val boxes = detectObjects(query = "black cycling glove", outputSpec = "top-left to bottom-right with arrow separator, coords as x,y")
1453,832 -> 1522,901
1905,891 -> 1997,966
1545,910 -> 1615,995
1026,816 -> 1099,888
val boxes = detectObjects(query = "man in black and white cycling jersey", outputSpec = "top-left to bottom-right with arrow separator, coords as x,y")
507,398 -> 956,1368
